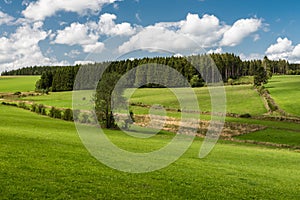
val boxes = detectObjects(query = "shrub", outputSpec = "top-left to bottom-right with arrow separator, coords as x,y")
48,107 -> 62,119
63,109 -> 73,121
190,75 -> 204,87
49,107 -> 55,118
54,109 -> 62,119
31,104 -> 38,112
227,78 -> 234,85
239,113 -> 251,118
14,91 -> 21,95
18,102 -> 27,109
2,102 -> 17,107
38,104 -> 46,115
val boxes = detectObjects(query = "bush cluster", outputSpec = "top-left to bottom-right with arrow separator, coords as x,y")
1,101 -> 130,126
31,104 -> 47,115
2,101 -> 76,122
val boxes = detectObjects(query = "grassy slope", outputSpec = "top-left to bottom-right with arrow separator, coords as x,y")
266,75 -> 300,116
22,85 -> 266,116
23,91 -> 73,108
22,90 -> 93,109
0,105 -> 300,199
128,85 -> 266,115
237,128 -> 300,146
0,76 -> 40,93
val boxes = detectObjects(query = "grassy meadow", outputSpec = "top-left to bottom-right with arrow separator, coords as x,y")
20,84 -> 266,116
266,75 -> 300,116
128,85 -> 266,116
0,105 -> 299,199
0,76 -> 40,93
1,75 -> 300,199
236,128 -> 300,146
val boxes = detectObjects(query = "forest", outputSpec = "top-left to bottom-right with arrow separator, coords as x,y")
2,53 -> 299,92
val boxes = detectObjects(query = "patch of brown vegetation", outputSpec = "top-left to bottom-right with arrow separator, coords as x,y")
134,114 -> 266,139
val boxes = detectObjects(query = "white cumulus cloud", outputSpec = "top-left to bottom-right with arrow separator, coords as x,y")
98,13 -> 136,36
54,13 -> 136,53
266,37 -> 293,54
22,0 -> 119,21
118,25 -> 200,53
83,42 -> 105,53
0,11 -> 15,25
221,18 -> 262,46
292,44 -> 300,57
265,37 -> 293,60
264,37 -> 300,62
0,22 -> 65,73
207,47 -> 223,54
118,13 -> 262,54
54,22 -> 104,53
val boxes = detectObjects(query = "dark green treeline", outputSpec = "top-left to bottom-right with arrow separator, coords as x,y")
2,53 -> 298,92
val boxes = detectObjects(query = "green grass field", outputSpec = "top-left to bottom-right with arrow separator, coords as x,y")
236,128 -> 300,146
128,85 -> 266,116
23,91 -> 73,108
0,104 -> 299,199
21,85 -> 266,116
266,75 -> 300,116
0,76 -> 40,93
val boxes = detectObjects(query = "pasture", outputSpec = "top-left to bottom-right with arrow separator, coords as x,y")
128,85 -> 266,116
0,76 -> 40,93
266,75 -> 300,116
21,85 -> 267,116
0,105 -> 299,199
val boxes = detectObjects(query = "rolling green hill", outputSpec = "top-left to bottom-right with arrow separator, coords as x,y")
0,104 -> 299,199
128,85 -> 266,116
21,85 -> 266,116
266,75 -> 300,116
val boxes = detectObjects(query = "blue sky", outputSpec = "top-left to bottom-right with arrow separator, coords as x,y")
0,0 -> 300,72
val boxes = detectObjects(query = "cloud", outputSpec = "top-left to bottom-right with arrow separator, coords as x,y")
265,37 -> 293,60
98,13 -> 136,36
22,0 -> 31,6
55,22 -> 98,46
74,60 -> 95,65
207,47 -> 223,54
82,42 -> 105,53
0,11 -> 15,25
266,37 -> 293,54
113,3 -> 119,10
239,53 -> 263,61
118,25 -> 200,53
265,37 -> 300,62
0,22 -> 65,73
180,14 -> 227,37
221,18 -> 262,46
118,13 -> 262,54
179,14 -> 230,47
253,34 -> 260,42
118,13 -> 227,53
54,22 -> 104,53
22,0 -> 119,21
64,50 -> 81,58
53,13 -> 135,53
292,44 -> 300,57
135,13 -> 142,22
